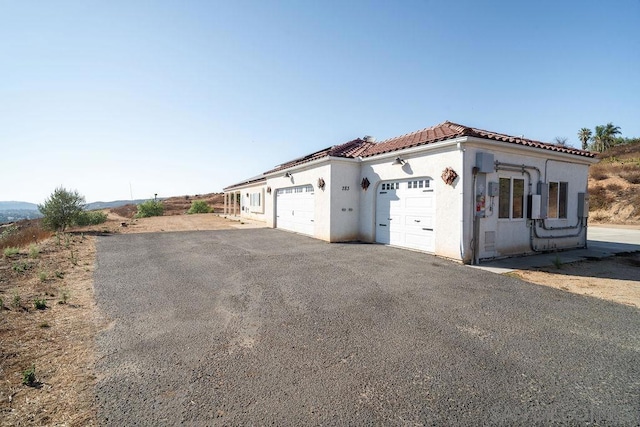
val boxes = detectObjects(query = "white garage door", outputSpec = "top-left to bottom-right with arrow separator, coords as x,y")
276,185 -> 315,236
376,178 -> 435,252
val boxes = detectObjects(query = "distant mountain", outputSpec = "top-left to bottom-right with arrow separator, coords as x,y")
84,199 -> 146,210
0,201 -> 38,210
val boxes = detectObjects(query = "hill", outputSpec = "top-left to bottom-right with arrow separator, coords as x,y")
588,140 -> 640,224
0,201 -> 38,210
110,193 -> 224,218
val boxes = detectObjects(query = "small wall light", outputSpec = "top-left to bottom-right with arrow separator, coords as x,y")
284,172 -> 292,178
392,157 -> 406,165
318,177 -> 325,189
266,186 -> 272,194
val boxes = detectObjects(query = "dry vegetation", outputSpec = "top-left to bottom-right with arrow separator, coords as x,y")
110,192 -> 224,219
588,141 -> 640,224
0,222 -> 101,426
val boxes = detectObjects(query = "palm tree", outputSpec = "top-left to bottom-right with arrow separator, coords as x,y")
590,123 -> 622,152
577,128 -> 592,150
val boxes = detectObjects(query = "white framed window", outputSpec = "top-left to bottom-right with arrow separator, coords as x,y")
498,177 -> 525,219
548,182 -> 568,219
381,182 -> 399,190
249,189 -> 264,213
408,180 -> 430,189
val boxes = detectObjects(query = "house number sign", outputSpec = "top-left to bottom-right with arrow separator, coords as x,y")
342,186 -> 350,191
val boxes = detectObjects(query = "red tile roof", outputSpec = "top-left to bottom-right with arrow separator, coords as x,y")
264,138 -> 375,174
230,121 -> 595,187
361,121 -> 596,158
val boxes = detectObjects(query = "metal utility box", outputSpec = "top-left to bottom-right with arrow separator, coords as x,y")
577,192 -> 589,217
476,152 -> 495,173
527,194 -> 542,219
537,182 -> 549,219
487,181 -> 499,197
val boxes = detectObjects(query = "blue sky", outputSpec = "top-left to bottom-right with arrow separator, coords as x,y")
1,0 -> 638,204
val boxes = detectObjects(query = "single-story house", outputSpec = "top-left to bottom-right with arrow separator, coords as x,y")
223,121 -> 597,264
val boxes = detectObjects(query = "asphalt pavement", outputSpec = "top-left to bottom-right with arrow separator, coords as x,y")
93,229 -> 640,425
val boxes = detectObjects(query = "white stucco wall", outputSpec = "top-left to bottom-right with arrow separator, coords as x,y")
265,162 -> 332,240
463,140 -> 593,260
225,181 -> 267,222
328,160 -> 361,241
358,143 -> 464,261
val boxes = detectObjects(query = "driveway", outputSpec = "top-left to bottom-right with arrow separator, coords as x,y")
94,229 -> 640,425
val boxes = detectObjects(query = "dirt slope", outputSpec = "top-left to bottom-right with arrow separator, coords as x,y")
588,141 -> 640,224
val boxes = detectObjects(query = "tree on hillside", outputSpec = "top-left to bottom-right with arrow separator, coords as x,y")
38,187 -> 85,231
591,122 -> 621,152
578,128 -> 592,150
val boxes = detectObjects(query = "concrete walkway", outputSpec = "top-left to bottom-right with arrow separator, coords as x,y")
473,225 -> 640,274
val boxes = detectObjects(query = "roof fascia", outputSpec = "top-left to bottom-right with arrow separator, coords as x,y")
361,137 -> 466,162
223,178 -> 267,192
263,155 -> 360,178
464,136 -> 599,165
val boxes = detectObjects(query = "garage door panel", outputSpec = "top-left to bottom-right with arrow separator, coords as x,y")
276,185 -> 315,236
376,179 -> 435,253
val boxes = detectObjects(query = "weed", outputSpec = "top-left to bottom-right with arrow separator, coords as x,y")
54,270 -> 64,279
59,289 -> 70,304
33,296 -> 47,310
70,250 -> 78,266
12,261 -> 29,273
55,233 -> 61,246
606,183 -> 622,192
39,271 -> 47,282
28,244 -> 40,258
12,292 -> 21,308
3,247 -> 19,257
552,256 -> 563,269
64,234 -> 71,248
22,365 -> 37,386
0,297 -> 3,311
39,321 -> 50,328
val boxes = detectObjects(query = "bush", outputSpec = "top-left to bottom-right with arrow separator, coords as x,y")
33,296 -> 47,310
135,200 -> 164,218
75,210 -> 108,226
39,187 -> 85,232
187,200 -> 212,214
3,247 -> 19,257
22,365 -> 36,386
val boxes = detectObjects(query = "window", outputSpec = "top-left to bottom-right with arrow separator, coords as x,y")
249,190 -> 264,213
407,180 -> 430,189
498,177 -> 525,219
548,182 -> 568,219
382,182 -> 399,190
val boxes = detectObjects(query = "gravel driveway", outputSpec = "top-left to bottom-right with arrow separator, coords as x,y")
94,229 -> 640,425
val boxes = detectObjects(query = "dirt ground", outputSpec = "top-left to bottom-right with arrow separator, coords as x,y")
1,213 -> 638,425
509,252 -> 640,308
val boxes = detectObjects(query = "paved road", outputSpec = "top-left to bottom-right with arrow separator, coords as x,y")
94,229 -> 640,425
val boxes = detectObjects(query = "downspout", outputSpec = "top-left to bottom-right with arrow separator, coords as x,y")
458,142 -> 467,262
471,167 -> 478,265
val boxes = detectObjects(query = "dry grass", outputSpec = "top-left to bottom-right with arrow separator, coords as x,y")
109,193 -> 224,219
0,220 -> 52,252
0,233 -> 100,426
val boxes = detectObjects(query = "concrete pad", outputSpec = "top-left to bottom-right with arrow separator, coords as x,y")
472,226 -> 640,274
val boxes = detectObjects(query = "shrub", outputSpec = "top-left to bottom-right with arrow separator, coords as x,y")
12,292 -> 21,308
3,247 -> 19,257
39,271 -> 47,282
39,187 -> 85,232
620,169 -> 640,185
187,200 -> 212,214
606,183 -> 622,192
33,296 -> 47,310
135,200 -> 164,218
28,244 -> 40,258
0,297 -> 3,311
59,289 -> 70,304
22,365 -> 36,386
75,210 -> 108,226
12,261 -> 29,273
